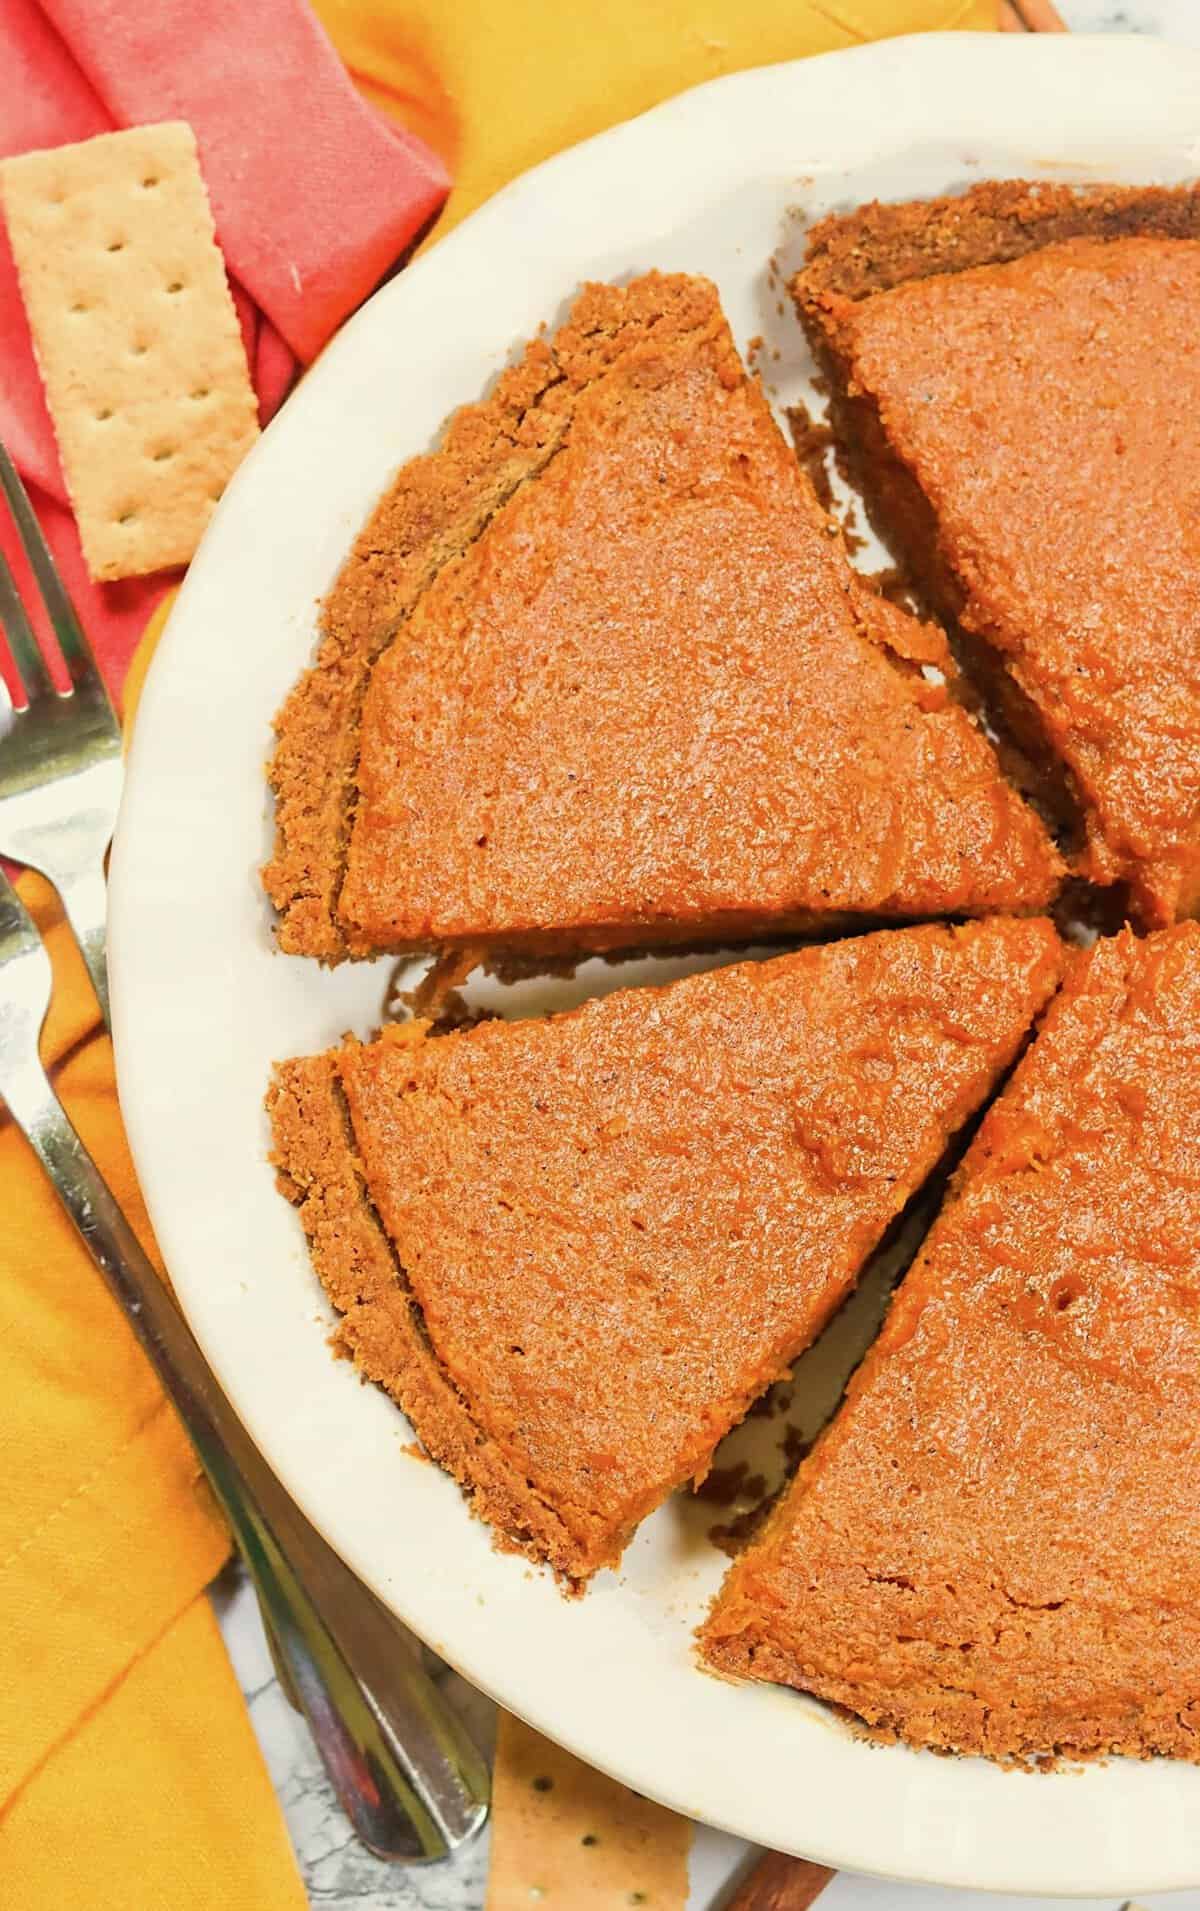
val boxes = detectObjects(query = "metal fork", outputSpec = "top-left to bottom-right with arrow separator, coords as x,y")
0,449 -> 489,1861
0,444 -> 121,1025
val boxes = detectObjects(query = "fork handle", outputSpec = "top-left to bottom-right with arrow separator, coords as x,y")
55,863 -> 110,1029
3,1049 -> 489,1862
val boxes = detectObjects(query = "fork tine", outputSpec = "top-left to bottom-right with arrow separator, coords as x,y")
0,441 -> 107,700
0,543 -> 55,703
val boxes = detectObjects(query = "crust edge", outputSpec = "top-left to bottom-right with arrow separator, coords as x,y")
791,180 -> 1200,929
266,1047 -> 617,1584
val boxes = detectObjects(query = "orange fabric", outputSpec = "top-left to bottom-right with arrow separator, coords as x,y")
1,2 -> 997,1906
0,877 -> 306,1909
317,0 -> 997,236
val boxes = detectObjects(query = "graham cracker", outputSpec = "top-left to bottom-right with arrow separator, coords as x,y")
486,1712 -> 691,1911
1,121 -> 259,580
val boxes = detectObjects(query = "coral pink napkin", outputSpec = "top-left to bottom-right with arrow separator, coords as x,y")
0,0 -> 448,697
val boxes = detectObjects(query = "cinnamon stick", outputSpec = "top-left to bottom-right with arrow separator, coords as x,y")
1005,0 -> 1069,27
723,1851 -> 836,1910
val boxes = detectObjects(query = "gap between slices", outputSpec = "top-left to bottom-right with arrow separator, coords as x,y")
701,923 -> 1200,1767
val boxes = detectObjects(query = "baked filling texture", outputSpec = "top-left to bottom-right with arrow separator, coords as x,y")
702,923 -> 1200,1766
264,271 -> 1060,966
793,181 -> 1200,930
268,918 -> 1063,1584
264,197 -> 1200,1764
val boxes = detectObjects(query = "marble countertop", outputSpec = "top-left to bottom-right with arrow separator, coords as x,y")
217,4 -> 1200,1904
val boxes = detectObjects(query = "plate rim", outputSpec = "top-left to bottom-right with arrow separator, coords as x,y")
109,30 -> 1200,1896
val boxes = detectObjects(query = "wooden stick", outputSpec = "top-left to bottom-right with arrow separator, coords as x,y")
1008,0 -> 1070,27
723,1851 -> 837,1910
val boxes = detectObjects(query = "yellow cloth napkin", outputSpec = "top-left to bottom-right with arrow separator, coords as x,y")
0,877 -> 306,1911
1,2 -> 996,1904
327,0 -> 996,235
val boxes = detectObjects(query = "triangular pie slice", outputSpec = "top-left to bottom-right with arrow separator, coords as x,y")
794,180 -> 1200,928
264,272 -> 1060,965
269,917 -> 1063,1584
702,923 -> 1200,1765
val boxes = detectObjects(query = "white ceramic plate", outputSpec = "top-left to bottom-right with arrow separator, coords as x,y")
109,32 -> 1200,1896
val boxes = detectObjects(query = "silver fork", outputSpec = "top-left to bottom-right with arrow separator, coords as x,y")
0,448 -> 488,1861
0,443 -> 121,1025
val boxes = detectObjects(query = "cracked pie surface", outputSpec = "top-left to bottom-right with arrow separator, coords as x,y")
702,925 -> 1200,1765
268,919 -> 1062,1584
264,272 -> 1059,966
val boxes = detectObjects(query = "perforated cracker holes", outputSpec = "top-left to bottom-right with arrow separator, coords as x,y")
1,122 -> 259,581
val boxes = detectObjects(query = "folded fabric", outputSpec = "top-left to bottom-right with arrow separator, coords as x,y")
0,0 -> 106,500
38,0 -> 450,363
320,0 -> 997,236
0,3 -> 997,1909
0,879 -> 307,1911
0,0 -> 448,694
5,1596 -> 307,1911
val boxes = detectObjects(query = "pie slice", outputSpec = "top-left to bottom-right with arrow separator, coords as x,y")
268,917 -> 1063,1583
264,272 -> 1060,965
794,181 -> 1200,928
702,923 -> 1200,1765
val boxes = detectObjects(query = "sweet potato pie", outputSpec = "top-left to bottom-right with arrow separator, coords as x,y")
265,196 -> 1200,1766
268,919 -> 1061,1583
264,271 -> 1058,966
795,181 -> 1200,928
702,925 -> 1200,1765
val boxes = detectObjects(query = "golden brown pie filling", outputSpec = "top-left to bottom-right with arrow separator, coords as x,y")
703,923 -> 1200,1765
269,918 -> 1062,1583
